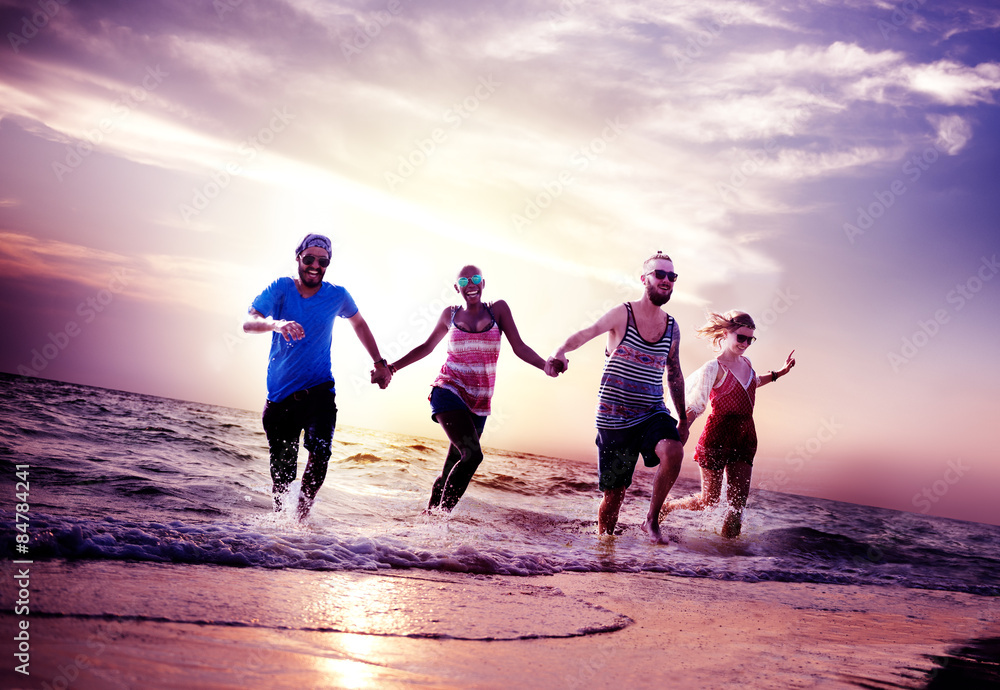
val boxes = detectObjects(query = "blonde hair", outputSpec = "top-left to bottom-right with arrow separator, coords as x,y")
643,251 -> 672,272
695,310 -> 756,348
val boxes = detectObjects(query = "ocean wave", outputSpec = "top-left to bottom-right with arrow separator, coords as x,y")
3,374 -> 999,598
2,512 -> 998,594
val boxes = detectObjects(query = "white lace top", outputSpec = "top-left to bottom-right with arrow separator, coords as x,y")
685,358 -> 762,422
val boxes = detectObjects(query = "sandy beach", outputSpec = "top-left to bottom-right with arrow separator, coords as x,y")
5,560 -> 998,689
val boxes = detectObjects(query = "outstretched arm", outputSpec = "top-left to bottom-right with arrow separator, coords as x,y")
243,308 -> 303,341
491,300 -> 547,371
388,308 -> 451,373
666,321 -> 689,444
549,304 -> 627,374
758,349 -> 796,388
347,311 -> 391,387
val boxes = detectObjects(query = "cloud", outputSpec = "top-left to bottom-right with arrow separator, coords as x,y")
0,231 -> 129,286
0,231 -> 248,314
903,60 -> 1000,105
928,113 -> 974,154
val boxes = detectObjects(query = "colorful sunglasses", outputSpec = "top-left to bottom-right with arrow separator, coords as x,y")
457,275 -> 483,287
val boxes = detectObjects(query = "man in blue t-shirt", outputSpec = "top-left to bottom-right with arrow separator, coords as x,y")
244,234 -> 392,520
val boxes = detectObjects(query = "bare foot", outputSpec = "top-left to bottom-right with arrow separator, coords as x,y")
642,517 -> 668,545
295,497 -> 313,522
660,494 -> 707,519
721,510 -> 742,539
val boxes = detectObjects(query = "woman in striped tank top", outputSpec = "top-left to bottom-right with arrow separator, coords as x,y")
386,265 -> 555,512
665,310 -> 796,538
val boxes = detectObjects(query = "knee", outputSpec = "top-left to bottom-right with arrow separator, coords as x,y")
463,447 -> 484,467
304,436 -> 331,456
658,441 -> 683,467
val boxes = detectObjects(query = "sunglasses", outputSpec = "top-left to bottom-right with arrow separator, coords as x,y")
300,255 -> 330,267
646,269 -> 678,282
457,275 -> 483,287
735,334 -> 756,344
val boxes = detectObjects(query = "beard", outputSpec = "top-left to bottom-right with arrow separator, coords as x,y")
646,282 -> 671,306
299,266 -> 324,287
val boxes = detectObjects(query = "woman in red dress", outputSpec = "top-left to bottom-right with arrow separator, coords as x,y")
665,311 -> 795,538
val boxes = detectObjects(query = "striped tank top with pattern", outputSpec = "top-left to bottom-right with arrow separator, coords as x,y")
430,304 -> 501,416
595,302 -> 673,429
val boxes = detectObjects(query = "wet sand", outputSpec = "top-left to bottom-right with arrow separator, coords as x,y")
3,562 -> 998,689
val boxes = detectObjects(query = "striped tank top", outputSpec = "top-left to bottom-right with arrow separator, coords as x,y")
595,302 -> 674,429
431,304 -> 502,416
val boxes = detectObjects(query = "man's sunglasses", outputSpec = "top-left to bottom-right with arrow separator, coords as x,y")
735,334 -> 756,344
646,269 -> 678,282
300,255 -> 330,267
457,274 -> 483,287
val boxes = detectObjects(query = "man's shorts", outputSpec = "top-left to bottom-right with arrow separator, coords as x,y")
429,386 -> 487,437
596,412 -> 680,491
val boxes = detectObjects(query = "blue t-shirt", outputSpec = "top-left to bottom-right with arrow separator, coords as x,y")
250,277 -> 359,402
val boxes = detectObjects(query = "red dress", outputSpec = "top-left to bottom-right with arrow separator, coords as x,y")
694,361 -> 757,471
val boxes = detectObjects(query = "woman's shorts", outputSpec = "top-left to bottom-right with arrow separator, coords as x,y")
429,386 -> 487,437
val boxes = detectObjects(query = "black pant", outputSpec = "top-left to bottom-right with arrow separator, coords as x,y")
261,385 -> 337,509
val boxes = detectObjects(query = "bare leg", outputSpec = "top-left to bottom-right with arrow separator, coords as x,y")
721,461 -> 753,538
662,465 -> 724,516
642,439 -> 683,544
427,444 -> 462,510
428,410 -> 484,512
598,487 -> 627,536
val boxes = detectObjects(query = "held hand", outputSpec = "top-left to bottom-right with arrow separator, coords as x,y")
370,368 -> 392,389
678,419 -> 690,445
545,355 -> 568,377
275,320 -> 305,341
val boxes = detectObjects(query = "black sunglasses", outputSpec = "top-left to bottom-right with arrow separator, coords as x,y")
300,255 -> 330,267
735,334 -> 756,344
646,269 -> 678,282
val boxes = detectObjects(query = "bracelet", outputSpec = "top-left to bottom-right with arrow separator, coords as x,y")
374,358 -> 388,368
387,363 -> 397,374
771,370 -> 779,382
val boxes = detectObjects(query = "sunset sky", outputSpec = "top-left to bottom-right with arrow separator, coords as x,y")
1,0 -> 998,525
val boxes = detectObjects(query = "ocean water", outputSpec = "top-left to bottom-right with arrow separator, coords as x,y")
2,373 -> 999,596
